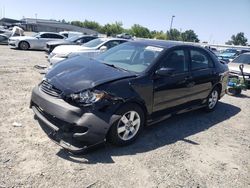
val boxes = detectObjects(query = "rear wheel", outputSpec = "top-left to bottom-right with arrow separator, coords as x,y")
108,104 -> 145,146
205,87 -> 219,112
19,41 -> 29,50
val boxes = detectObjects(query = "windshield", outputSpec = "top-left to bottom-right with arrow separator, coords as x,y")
96,43 -> 164,73
83,38 -> 104,48
32,33 -> 39,37
66,35 -> 82,42
232,54 -> 250,64
223,49 -> 238,54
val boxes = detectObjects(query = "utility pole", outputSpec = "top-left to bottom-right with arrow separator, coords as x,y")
169,15 -> 175,39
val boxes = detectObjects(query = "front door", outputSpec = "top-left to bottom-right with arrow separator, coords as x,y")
153,48 -> 193,112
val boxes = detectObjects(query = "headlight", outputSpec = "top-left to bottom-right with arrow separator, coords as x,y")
70,90 -> 105,104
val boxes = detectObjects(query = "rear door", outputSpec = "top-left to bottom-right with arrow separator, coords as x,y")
187,47 -> 216,103
39,33 -> 64,49
153,47 -> 193,112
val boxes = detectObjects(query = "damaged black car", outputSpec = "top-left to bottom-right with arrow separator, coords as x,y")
30,40 -> 229,153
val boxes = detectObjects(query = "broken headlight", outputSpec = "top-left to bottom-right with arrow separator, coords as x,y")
70,90 -> 105,104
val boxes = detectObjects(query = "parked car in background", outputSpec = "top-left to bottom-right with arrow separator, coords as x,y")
45,35 -> 98,53
0,34 -> 9,44
30,40 -> 229,153
228,52 -> 250,88
48,38 -> 128,65
217,48 -> 239,63
116,33 -> 133,39
8,32 -> 66,50
59,31 -> 83,38
0,28 -> 12,37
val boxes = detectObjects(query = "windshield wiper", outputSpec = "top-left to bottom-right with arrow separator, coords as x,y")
103,63 -> 129,72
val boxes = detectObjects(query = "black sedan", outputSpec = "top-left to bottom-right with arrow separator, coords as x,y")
30,40 -> 229,153
45,35 -> 97,53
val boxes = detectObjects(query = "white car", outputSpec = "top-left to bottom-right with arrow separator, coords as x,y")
48,38 -> 128,65
8,32 -> 65,50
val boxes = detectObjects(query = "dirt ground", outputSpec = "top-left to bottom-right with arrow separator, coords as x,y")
0,44 -> 249,188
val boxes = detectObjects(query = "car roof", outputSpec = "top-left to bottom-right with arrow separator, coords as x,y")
39,32 -> 64,36
100,37 -> 128,41
131,39 -> 200,49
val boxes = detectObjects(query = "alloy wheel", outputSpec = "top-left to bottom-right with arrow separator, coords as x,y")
208,90 -> 218,109
117,111 -> 141,141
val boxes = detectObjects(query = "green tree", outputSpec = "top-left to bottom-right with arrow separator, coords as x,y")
166,29 -> 181,41
181,30 -> 199,42
226,32 -> 248,46
151,30 -> 167,40
82,20 -> 102,32
71,21 -> 83,27
130,24 -> 152,38
101,22 -> 124,36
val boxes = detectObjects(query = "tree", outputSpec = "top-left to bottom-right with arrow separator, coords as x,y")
226,32 -> 248,46
130,24 -> 152,38
82,20 -> 102,33
166,29 -> 181,41
71,21 -> 83,27
101,22 -> 124,36
151,30 -> 166,40
181,30 -> 199,42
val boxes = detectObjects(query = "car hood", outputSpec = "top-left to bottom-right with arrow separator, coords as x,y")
47,40 -> 73,46
52,45 -> 93,54
45,55 -> 136,94
9,36 -> 35,40
228,62 -> 250,74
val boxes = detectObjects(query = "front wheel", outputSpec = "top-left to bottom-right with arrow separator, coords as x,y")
107,104 -> 145,146
205,87 -> 219,112
19,41 -> 29,50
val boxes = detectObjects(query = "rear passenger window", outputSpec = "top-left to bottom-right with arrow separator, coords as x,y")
190,50 -> 213,70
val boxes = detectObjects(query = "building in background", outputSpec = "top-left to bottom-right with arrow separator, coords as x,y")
0,17 -> 98,35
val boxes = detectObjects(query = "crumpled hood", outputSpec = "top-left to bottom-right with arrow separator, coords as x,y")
45,55 -> 136,94
52,45 -> 92,54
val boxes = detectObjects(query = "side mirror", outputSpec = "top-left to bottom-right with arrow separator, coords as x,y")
36,36 -> 40,39
100,46 -> 107,51
155,67 -> 175,77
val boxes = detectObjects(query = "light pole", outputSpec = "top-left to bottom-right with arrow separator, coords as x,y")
169,15 -> 175,39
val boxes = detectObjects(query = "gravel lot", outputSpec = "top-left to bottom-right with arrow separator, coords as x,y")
0,44 -> 249,188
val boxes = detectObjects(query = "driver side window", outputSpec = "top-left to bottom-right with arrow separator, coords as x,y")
159,49 -> 188,73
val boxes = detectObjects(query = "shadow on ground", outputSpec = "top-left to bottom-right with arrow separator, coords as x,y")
55,101 -> 241,164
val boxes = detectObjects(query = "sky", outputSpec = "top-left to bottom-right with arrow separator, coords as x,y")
0,0 -> 249,44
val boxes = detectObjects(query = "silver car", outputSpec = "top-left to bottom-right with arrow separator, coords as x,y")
228,52 -> 250,87
48,38 -> 128,65
8,32 -> 65,50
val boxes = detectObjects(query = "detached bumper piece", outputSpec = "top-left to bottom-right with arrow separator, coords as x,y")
32,105 -> 105,154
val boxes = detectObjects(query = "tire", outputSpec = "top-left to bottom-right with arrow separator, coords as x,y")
226,87 -> 242,96
107,103 -> 145,146
19,41 -> 30,50
205,87 -> 220,112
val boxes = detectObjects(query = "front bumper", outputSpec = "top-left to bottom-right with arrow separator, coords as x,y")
30,86 -> 120,153
8,40 -> 18,48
